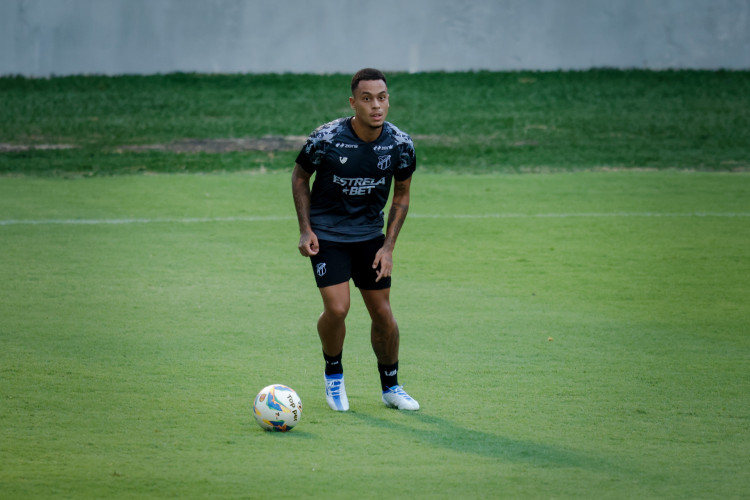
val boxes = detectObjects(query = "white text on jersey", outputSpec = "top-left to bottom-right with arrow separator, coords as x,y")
333,175 -> 387,195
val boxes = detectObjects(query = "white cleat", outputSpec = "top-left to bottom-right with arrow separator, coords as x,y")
325,373 -> 349,411
382,385 -> 420,411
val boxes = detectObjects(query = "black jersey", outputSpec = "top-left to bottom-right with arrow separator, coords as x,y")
296,117 -> 416,242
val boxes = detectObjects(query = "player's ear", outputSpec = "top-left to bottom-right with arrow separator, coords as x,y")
349,95 -> 355,109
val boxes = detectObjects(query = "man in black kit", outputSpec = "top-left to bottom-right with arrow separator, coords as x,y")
291,68 -> 419,411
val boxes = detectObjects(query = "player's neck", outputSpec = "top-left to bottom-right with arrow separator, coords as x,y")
351,116 -> 382,143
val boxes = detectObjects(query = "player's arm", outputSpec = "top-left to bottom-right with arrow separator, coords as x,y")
292,163 -> 319,256
373,177 -> 411,282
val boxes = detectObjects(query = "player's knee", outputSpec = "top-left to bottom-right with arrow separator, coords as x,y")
323,301 -> 350,320
370,305 -> 396,328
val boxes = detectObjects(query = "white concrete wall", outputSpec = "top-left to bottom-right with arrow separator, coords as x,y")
2,0 -> 749,76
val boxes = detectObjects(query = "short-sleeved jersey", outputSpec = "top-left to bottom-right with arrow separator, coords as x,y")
296,117 -> 416,242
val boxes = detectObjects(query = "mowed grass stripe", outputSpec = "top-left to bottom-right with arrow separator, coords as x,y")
2,211 -> 749,226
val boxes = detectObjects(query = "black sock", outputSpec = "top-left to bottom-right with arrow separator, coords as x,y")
323,351 -> 343,376
378,361 -> 399,391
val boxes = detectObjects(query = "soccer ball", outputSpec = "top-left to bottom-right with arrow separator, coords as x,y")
252,384 -> 302,432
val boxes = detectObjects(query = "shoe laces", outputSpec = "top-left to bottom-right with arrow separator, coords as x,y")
326,378 -> 343,396
387,385 -> 413,400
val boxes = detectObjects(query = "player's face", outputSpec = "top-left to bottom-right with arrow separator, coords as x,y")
349,79 -> 389,130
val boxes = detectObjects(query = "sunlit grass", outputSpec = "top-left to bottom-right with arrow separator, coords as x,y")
1,171 -> 749,498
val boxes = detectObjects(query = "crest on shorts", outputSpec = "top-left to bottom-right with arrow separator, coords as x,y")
316,263 -> 327,277
377,155 -> 391,171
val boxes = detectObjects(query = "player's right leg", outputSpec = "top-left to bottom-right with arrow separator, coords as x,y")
310,241 -> 353,411
318,282 -> 351,411
318,282 -> 350,361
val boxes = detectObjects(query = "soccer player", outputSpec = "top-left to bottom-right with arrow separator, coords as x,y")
291,68 -> 419,411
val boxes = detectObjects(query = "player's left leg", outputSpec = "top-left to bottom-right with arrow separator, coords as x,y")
360,288 -> 419,410
360,287 -> 399,365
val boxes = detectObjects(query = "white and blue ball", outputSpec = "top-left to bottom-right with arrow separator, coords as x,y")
253,384 -> 302,432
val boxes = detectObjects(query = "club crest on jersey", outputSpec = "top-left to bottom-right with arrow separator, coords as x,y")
339,156 -> 348,164
316,263 -> 327,277
377,155 -> 391,171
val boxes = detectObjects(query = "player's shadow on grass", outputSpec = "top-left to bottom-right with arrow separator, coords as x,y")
350,411 -> 614,471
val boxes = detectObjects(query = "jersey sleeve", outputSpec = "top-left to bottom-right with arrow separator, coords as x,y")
295,118 -> 344,174
394,134 -> 417,181
295,136 -> 323,174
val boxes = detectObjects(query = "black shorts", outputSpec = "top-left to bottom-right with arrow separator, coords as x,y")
309,235 -> 391,290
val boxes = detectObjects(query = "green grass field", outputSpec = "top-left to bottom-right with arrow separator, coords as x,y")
1,71 -> 749,498
1,171 -> 748,498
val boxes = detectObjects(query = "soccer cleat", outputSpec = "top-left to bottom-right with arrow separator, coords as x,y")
324,373 -> 349,411
382,385 -> 420,411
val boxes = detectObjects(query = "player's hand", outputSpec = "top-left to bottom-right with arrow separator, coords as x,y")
373,247 -> 393,282
298,230 -> 319,256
